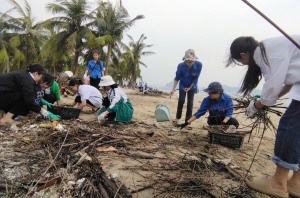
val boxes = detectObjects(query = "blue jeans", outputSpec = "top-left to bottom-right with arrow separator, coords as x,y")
176,89 -> 195,122
272,99 -> 300,171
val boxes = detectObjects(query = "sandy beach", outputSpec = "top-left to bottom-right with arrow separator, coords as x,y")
0,88 -> 283,198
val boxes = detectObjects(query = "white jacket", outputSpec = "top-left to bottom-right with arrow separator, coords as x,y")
107,87 -> 128,109
253,35 -> 300,106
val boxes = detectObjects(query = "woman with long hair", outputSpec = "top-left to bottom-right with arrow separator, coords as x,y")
227,35 -> 300,198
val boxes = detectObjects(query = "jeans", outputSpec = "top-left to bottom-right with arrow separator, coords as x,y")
176,89 -> 195,122
272,99 -> 300,171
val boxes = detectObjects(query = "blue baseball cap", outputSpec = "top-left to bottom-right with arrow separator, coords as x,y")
203,82 -> 223,93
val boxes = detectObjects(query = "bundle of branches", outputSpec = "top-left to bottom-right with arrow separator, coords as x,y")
232,96 -> 287,139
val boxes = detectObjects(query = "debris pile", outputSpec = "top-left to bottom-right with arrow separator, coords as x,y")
0,120 -> 131,198
1,114 -> 263,197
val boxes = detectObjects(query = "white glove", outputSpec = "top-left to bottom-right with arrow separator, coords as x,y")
246,100 -> 259,118
40,108 -> 49,119
97,113 -> 106,123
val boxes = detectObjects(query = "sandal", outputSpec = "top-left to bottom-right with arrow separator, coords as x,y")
288,182 -> 300,198
186,125 -> 192,130
245,176 -> 288,198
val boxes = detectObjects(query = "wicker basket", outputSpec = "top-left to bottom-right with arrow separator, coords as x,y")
207,126 -> 246,149
49,106 -> 81,120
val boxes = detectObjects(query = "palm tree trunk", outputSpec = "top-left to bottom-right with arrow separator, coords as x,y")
105,44 -> 112,75
6,61 -> 10,73
52,62 -> 56,75
72,50 -> 80,75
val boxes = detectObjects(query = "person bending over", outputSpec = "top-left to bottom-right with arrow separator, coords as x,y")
0,64 -> 49,124
226,35 -> 300,198
169,49 -> 202,130
68,78 -> 102,111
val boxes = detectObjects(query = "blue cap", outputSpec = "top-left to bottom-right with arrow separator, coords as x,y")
203,82 -> 223,92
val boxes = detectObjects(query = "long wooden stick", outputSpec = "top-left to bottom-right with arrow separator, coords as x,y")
241,0 -> 300,49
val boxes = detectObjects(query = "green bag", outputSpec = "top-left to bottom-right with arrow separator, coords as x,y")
155,104 -> 170,122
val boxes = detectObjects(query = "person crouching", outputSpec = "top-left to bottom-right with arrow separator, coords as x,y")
97,76 -> 133,123
176,82 -> 239,129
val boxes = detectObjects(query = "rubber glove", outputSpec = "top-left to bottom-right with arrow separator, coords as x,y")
40,108 -> 49,119
246,100 -> 259,118
41,98 -> 53,108
97,113 -> 107,123
175,121 -> 189,130
48,111 -> 61,120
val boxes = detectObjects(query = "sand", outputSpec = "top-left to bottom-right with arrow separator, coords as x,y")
77,88 -> 281,197
1,87 -> 284,197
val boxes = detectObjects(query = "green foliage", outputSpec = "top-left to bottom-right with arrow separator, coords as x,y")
0,0 -> 153,85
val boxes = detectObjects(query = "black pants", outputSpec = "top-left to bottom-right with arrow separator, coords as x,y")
75,96 -> 95,107
176,89 -> 195,122
44,93 -> 58,111
0,91 -> 31,116
43,93 -> 57,104
207,110 -> 239,128
89,77 -> 100,89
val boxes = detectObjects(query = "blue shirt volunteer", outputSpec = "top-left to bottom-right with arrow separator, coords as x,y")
86,60 -> 104,79
174,60 -> 202,90
194,93 -> 234,120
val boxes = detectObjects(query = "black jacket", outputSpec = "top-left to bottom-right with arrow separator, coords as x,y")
0,70 -> 41,113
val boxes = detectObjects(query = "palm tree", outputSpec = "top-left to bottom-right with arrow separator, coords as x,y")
0,14 -> 9,73
122,34 -> 154,86
41,29 -> 73,74
45,0 -> 95,75
93,0 -> 144,74
0,0 -> 48,71
108,46 -> 128,86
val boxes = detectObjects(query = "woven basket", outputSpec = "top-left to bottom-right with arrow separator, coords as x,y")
207,126 -> 246,149
49,106 -> 81,120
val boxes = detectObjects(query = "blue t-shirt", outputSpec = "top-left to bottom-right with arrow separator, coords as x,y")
174,60 -> 202,90
86,60 -> 104,78
193,93 -> 234,119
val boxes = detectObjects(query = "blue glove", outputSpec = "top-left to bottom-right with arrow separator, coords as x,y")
47,111 -> 61,120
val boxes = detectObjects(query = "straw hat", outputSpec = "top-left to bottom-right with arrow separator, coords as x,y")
183,49 -> 198,61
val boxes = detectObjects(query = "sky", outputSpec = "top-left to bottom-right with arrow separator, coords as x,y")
1,0 -> 300,90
